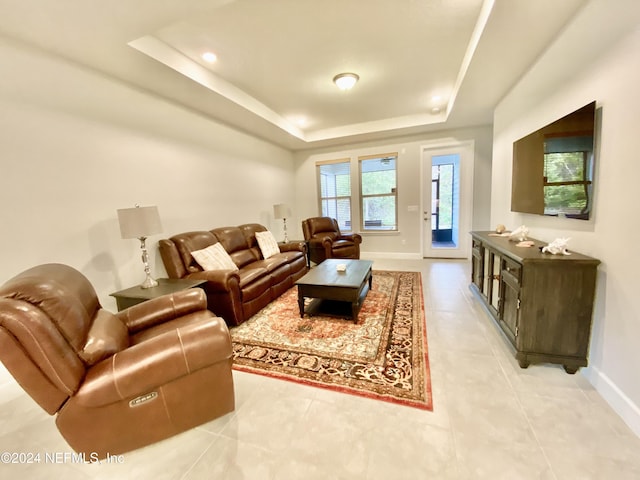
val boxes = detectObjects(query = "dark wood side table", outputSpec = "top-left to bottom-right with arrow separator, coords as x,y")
110,278 -> 207,311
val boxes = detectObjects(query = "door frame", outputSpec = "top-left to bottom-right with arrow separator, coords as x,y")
420,140 -> 475,258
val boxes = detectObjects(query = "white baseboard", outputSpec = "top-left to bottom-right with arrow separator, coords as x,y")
582,365 -> 640,438
360,251 -> 423,260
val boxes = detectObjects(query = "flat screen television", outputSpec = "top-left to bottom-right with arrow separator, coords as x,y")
511,101 -> 596,220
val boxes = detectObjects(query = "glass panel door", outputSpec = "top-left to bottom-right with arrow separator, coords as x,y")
421,143 -> 474,259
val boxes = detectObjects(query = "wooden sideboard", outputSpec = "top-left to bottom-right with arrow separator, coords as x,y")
470,231 -> 600,373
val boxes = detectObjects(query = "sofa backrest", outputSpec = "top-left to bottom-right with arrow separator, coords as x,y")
162,231 -> 218,278
211,226 -> 259,269
160,225 -> 275,278
239,223 -> 268,257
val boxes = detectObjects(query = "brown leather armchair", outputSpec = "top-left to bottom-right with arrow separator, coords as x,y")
0,263 -> 235,459
302,217 -> 362,265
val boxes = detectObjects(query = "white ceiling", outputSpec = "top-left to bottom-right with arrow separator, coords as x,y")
0,0 -> 587,150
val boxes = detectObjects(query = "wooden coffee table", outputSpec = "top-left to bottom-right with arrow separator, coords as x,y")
295,259 -> 373,323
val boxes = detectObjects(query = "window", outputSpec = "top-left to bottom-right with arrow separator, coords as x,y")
543,135 -> 593,217
317,159 -> 352,231
359,154 -> 397,231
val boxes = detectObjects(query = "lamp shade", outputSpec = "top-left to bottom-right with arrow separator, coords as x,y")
117,206 -> 162,239
273,204 -> 291,219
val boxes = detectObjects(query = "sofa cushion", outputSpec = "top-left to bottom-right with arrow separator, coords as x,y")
212,227 -> 259,269
255,231 -> 280,259
191,243 -> 239,271
240,223 -> 266,249
212,227 -> 248,254
237,268 -> 272,303
331,239 -> 357,251
237,267 -> 269,288
276,250 -> 306,264
246,255 -> 289,274
171,231 -> 219,273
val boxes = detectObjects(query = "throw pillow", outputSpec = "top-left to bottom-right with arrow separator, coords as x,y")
255,230 -> 281,259
191,243 -> 238,271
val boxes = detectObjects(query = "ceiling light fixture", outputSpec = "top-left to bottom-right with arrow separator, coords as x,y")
202,52 -> 217,63
333,73 -> 359,90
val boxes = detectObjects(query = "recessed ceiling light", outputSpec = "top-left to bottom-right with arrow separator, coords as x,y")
202,52 -> 217,63
431,107 -> 441,115
333,73 -> 359,90
431,95 -> 442,103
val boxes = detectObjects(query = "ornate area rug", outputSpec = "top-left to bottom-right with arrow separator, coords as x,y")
230,270 -> 432,410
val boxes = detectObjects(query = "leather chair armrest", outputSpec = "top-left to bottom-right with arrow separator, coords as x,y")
116,289 -> 207,334
321,235 -> 337,248
338,233 -> 362,244
307,238 -> 324,248
185,270 -> 241,293
279,241 -> 307,254
74,315 -> 231,407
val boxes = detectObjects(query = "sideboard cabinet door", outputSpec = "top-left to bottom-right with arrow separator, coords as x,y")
500,257 -> 521,346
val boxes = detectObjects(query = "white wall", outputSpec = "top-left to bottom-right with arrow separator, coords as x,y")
292,126 -> 493,258
0,38 -> 295,311
491,1 -> 640,435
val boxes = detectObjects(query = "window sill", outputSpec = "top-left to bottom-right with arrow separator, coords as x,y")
357,230 -> 400,236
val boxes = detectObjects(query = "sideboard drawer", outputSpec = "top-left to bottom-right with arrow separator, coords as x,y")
503,258 -> 521,284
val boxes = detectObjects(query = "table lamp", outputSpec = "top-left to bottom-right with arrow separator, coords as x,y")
273,204 -> 291,243
117,205 -> 163,288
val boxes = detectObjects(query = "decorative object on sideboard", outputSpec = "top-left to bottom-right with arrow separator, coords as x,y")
509,225 -> 529,242
516,240 -> 535,248
489,223 -> 510,237
542,237 -> 572,255
273,203 -> 291,243
117,204 -> 163,289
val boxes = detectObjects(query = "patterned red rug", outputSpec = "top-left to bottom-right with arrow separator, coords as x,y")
230,270 -> 432,410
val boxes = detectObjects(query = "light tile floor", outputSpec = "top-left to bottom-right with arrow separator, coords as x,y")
1,258 -> 639,479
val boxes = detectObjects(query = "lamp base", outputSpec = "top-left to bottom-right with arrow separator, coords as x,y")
140,275 -> 159,289
138,236 -> 158,289
283,218 -> 288,243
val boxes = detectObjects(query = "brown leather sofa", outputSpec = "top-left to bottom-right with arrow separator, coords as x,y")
302,217 -> 362,265
0,263 -> 235,458
159,223 -> 308,327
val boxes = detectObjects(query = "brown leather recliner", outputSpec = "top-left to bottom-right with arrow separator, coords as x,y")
302,217 -> 362,265
0,263 -> 235,459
